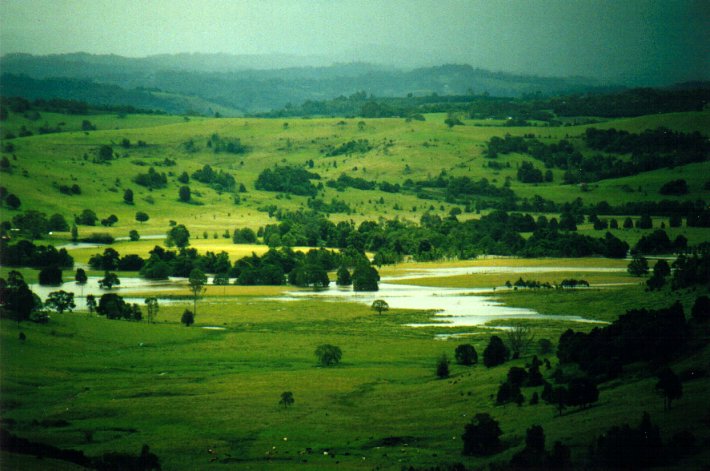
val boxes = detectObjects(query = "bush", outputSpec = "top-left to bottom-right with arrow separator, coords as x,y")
436,354 -> 450,378
315,344 -> 342,366
181,309 -> 195,326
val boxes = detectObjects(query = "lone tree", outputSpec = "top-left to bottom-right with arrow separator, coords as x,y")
455,344 -> 478,365
45,290 -> 76,314
279,391 -> 294,408
436,354 -> 450,378
144,297 -> 159,323
188,268 -> 207,316
86,294 -> 97,315
371,299 -> 389,315
506,324 -> 535,359
655,367 -> 682,410
129,229 -> 140,241
483,335 -> 510,368
181,309 -> 195,326
462,413 -> 502,456
178,185 -> 191,202
135,211 -> 149,224
123,188 -> 134,204
315,344 -> 342,367
166,224 -> 190,248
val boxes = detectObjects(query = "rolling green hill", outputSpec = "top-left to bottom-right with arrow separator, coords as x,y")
1,109 -> 708,242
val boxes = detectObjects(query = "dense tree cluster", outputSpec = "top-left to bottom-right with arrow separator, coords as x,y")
254,166 -> 320,196
0,240 -> 73,268
96,293 -> 142,320
485,127 -> 708,184
321,139 -> 372,156
191,164 -> 237,192
557,301 -> 689,378
133,167 -> 168,189
0,271 -> 43,323
207,133 -> 247,154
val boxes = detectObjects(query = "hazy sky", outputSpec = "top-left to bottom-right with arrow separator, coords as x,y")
1,0 -> 707,81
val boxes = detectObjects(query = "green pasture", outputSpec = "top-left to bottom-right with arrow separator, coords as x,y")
2,281 -> 709,469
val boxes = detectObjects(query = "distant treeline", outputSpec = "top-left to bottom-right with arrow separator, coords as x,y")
0,94 -> 164,117
255,87 -> 709,120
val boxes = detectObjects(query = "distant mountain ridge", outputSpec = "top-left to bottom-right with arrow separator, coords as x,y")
0,52 -> 619,115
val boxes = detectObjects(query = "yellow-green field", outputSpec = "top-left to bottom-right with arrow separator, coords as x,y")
2,110 -> 709,239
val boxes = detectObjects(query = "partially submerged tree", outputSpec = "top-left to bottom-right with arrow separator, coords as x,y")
45,290 -> 76,314
98,271 -> 120,290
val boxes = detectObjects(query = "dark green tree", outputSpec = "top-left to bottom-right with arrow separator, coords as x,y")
462,413 -> 502,456
135,211 -> 149,224
123,188 -> 134,204
129,229 -> 140,241
178,185 -> 191,202
655,368 -> 682,410
627,255 -> 649,276
455,344 -> 478,365
315,344 -> 342,366
436,354 -> 450,378
98,271 -> 120,290
48,213 -> 70,231
38,266 -> 63,285
13,210 -> 48,239
371,299 -> 389,315
166,224 -> 190,248
336,266 -> 352,286
352,264 -> 379,291
181,309 -> 195,326
279,391 -> 294,408
5,193 -> 21,209
483,335 -> 510,368
45,290 -> 76,314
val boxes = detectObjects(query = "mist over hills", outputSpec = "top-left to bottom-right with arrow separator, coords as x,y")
0,52 -> 623,116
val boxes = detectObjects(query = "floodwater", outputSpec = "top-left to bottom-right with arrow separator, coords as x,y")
32,265 -> 611,327
283,282 -> 600,327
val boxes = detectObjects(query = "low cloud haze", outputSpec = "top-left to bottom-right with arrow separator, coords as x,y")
1,0 -> 707,84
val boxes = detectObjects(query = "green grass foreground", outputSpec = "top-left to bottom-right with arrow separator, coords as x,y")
3,284 -> 710,469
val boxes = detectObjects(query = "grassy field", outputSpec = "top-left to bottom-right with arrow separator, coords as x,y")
2,280 -> 709,469
2,109 -> 709,469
